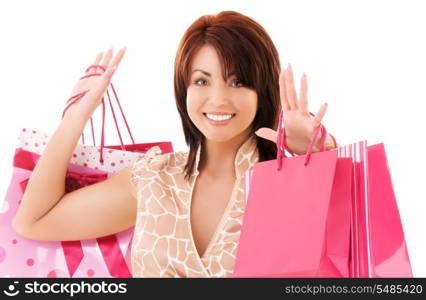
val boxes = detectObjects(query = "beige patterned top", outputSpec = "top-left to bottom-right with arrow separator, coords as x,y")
130,135 -> 259,278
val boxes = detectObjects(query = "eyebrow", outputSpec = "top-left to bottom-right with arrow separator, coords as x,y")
191,69 -> 236,79
192,69 -> 211,76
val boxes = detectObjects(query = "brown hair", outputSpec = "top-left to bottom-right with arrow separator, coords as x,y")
173,11 -> 282,181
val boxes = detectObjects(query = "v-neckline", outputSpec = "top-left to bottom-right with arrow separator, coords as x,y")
187,171 -> 238,273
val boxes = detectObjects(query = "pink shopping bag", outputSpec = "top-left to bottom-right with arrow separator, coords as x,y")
339,141 -> 413,277
234,113 -> 353,277
234,111 -> 413,277
0,70 -> 173,277
0,129 -> 172,278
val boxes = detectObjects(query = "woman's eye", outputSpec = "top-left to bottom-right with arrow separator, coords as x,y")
232,79 -> 244,87
194,79 -> 208,86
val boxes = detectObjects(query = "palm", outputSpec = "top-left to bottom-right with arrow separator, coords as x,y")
255,64 -> 328,155
63,48 -> 126,121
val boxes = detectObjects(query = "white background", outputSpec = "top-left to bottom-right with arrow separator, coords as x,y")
0,0 -> 425,276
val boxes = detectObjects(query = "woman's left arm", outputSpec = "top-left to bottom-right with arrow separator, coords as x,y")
255,63 -> 338,155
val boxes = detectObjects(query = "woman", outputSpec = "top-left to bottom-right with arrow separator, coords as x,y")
12,11 -> 337,277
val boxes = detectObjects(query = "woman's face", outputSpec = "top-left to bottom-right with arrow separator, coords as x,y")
186,44 -> 258,143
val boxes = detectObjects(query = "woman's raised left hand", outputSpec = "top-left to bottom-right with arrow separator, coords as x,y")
255,63 -> 334,155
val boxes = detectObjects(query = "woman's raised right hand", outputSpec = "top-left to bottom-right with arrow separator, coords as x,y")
63,47 -> 127,121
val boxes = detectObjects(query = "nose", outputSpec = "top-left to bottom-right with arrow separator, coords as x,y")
209,85 -> 230,106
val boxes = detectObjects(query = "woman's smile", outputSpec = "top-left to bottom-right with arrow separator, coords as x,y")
203,112 -> 237,125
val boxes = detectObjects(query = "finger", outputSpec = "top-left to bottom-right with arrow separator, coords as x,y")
255,127 -> 279,144
109,47 -> 127,69
101,47 -> 126,80
93,48 -> 117,95
102,65 -> 117,80
87,51 -> 103,75
285,63 -> 298,110
299,73 -> 309,115
279,68 -> 290,111
312,103 -> 328,127
99,47 -> 114,73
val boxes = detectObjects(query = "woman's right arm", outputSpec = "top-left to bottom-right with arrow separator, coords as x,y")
12,47 -> 136,241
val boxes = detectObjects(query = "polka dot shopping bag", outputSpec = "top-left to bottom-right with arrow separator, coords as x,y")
0,76 -> 173,278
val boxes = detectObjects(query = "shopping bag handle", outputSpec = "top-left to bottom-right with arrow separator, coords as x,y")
276,110 -> 329,170
61,64 -> 136,163
278,111 -> 337,157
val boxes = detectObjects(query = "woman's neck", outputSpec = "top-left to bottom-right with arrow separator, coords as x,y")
198,131 -> 251,180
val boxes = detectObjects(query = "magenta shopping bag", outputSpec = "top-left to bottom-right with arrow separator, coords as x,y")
339,141 -> 412,277
0,71 -> 173,277
233,112 -> 412,277
234,115 -> 353,277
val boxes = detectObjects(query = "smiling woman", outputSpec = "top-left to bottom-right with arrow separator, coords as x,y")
174,12 -> 283,180
11,10 -> 337,278
131,10 -> 337,277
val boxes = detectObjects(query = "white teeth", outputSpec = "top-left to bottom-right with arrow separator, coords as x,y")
205,113 -> 234,121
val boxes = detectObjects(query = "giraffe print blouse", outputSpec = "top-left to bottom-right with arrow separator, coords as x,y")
129,135 -> 259,277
